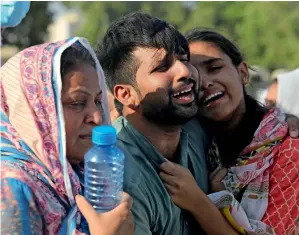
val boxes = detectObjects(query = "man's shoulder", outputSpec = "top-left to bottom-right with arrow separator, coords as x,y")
113,117 -> 145,184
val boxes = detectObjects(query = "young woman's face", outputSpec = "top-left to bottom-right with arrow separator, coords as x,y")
62,63 -> 103,164
189,41 -> 248,122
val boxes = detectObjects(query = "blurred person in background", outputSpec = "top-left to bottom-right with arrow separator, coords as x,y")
159,29 -> 299,234
0,37 -> 133,235
246,65 -> 271,105
265,68 -> 299,117
0,1 -> 30,29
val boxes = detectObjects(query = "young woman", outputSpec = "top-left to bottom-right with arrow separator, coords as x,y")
159,29 -> 299,234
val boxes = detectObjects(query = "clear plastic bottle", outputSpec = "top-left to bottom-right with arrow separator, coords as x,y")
84,125 -> 124,213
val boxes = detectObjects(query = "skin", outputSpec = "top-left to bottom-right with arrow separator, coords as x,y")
159,40 -> 299,234
265,80 -> 278,109
76,192 -> 134,235
112,46 -> 237,234
189,41 -> 249,130
62,63 -> 134,235
61,63 -> 103,165
107,90 -> 121,122
114,47 -> 199,160
159,161 -> 238,235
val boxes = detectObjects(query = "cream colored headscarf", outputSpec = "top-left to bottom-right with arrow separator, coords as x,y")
0,37 -> 110,209
276,68 -> 299,117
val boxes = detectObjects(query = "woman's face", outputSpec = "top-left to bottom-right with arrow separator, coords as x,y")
189,41 -> 248,122
62,63 -> 103,164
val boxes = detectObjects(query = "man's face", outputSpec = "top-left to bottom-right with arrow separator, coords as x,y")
132,47 -> 199,125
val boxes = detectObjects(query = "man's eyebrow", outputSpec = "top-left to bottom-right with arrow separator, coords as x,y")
150,53 -> 173,73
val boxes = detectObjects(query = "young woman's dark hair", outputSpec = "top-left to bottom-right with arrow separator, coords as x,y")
185,28 -> 269,168
185,28 -> 268,115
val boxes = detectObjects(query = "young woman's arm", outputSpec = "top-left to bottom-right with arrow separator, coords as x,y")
159,162 -> 239,235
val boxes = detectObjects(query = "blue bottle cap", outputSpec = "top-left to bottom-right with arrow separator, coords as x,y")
92,125 -> 117,146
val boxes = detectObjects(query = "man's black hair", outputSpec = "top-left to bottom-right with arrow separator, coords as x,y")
97,11 -> 190,93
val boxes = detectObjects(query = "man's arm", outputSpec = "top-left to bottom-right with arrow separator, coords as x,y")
125,182 -> 153,235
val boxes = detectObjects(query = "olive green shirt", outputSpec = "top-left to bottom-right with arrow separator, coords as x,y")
113,117 -> 209,235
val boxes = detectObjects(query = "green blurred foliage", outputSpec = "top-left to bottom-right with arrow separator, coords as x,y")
64,1 -> 299,71
2,2 -> 53,49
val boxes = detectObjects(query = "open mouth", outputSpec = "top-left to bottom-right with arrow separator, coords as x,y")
203,91 -> 224,107
172,85 -> 194,103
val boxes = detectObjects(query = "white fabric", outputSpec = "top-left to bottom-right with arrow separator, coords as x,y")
276,68 -> 299,117
53,37 -> 111,205
208,191 -> 275,234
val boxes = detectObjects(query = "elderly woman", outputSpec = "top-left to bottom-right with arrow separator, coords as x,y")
0,38 -> 133,234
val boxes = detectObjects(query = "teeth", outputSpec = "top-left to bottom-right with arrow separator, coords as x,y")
173,88 -> 192,97
204,92 -> 223,103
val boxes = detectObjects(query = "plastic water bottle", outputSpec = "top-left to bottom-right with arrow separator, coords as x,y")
84,125 -> 124,213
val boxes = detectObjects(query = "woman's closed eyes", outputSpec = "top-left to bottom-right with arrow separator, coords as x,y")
208,65 -> 223,73
67,99 -> 102,112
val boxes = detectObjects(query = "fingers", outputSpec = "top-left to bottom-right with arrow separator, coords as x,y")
160,161 -> 189,176
121,192 -> 133,208
76,195 -> 99,223
159,171 -> 177,187
111,192 -> 133,218
118,210 -> 135,235
160,161 -> 176,175
288,117 -> 299,138
122,192 -> 133,210
163,182 -> 175,194
127,210 -> 134,231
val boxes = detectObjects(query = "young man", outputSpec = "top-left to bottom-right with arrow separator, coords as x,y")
97,12 -> 238,235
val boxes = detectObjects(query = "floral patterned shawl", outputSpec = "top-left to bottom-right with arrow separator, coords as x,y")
208,109 -> 299,234
0,37 -> 110,234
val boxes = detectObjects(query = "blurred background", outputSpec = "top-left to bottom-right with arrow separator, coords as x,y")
1,1 -> 299,107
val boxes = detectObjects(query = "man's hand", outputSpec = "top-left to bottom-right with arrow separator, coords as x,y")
76,192 -> 134,235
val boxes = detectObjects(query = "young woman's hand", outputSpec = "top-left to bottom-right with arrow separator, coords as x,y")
76,192 -> 134,235
209,167 -> 227,193
160,161 -> 202,211
286,114 -> 299,138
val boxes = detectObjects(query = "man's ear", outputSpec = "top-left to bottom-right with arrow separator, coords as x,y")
114,84 -> 139,110
237,61 -> 249,85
